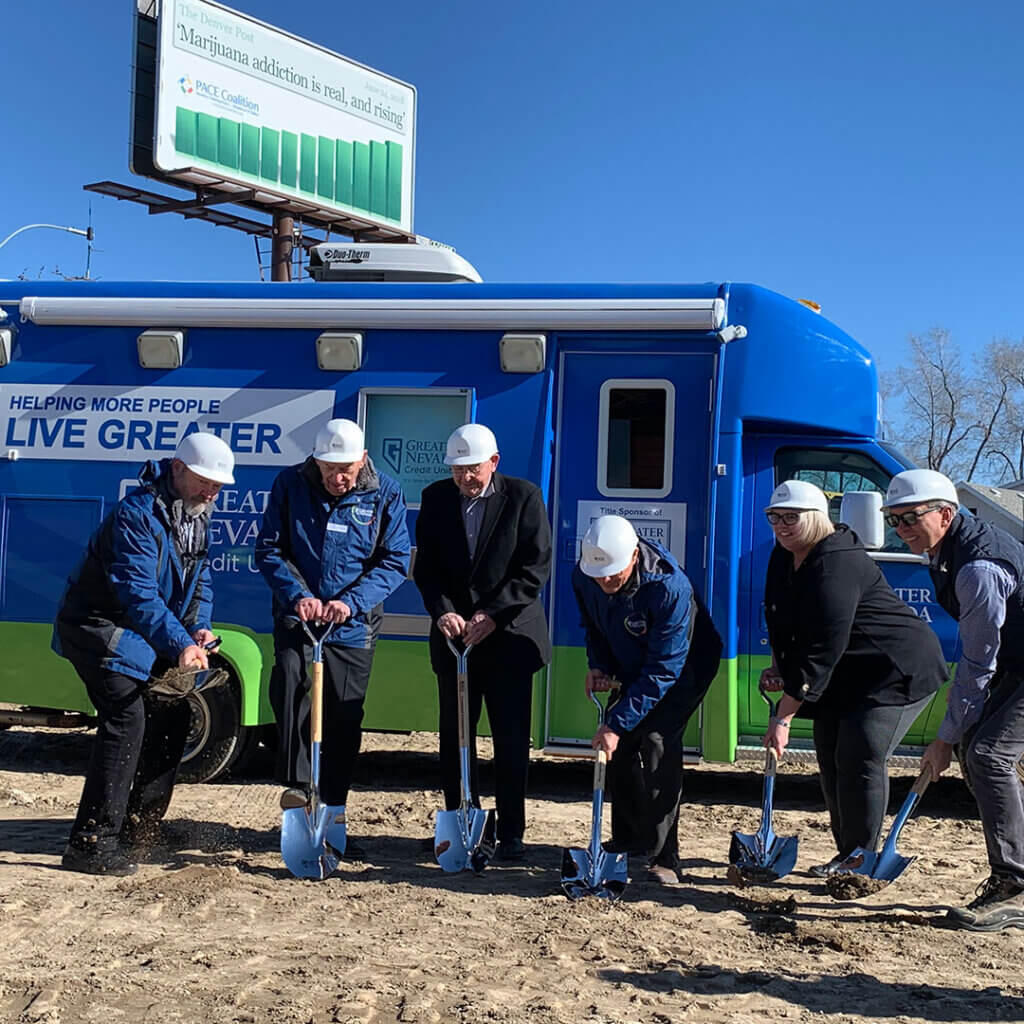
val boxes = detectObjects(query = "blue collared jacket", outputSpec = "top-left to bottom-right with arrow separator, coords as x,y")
255,457 -> 410,648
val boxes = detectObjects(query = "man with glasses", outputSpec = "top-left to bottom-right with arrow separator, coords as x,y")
413,423 -> 552,861
884,468 -> 1024,931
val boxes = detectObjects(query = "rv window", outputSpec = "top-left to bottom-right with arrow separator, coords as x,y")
774,447 -> 907,552
358,388 -> 473,507
598,380 -> 674,498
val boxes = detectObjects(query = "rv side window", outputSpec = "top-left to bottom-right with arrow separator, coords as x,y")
598,379 -> 675,498
774,447 -> 908,552
358,388 -> 473,507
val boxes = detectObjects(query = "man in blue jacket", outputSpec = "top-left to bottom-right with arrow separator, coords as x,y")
255,418 -> 410,858
54,432 -> 235,876
572,515 -> 721,885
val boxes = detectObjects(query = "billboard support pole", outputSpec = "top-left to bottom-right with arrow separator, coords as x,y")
272,213 -> 294,282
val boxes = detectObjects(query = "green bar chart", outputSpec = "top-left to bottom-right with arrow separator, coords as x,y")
174,105 -> 403,223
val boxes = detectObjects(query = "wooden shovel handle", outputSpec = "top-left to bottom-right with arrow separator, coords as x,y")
310,659 -> 323,744
910,766 -> 931,799
594,748 -> 608,790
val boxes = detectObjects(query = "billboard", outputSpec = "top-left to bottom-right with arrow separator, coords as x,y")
153,0 -> 415,233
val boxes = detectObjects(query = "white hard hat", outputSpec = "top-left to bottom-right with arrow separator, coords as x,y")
444,423 -> 498,466
313,418 -> 365,463
579,515 -> 639,578
883,469 -> 958,509
766,480 -> 828,515
174,432 -> 235,485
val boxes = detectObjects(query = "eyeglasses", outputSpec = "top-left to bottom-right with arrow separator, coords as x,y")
884,506 -> 943,528
765,510 -> 804,526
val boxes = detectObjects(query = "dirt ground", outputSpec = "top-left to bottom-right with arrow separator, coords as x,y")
2,726 -> 1023,1024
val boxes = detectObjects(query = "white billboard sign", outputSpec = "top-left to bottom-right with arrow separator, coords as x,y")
153,0 -> 415,232
1,383 -> 335,465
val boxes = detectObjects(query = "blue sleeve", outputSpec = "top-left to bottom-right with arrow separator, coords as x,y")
107,504 -> 194,658
606,582 -> 693,735
571,571 -> 617,676
339,482 -> 411,615
255,472 -> 311,611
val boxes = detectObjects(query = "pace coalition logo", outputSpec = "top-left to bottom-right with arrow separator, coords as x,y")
382,438 -> 403,474
179,75 -> 194,95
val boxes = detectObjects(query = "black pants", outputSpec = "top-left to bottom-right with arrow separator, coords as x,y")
269,624 -> 374,807
813,694 -> 933,858
607,665 -> 708,869
436,652 -> 533,843
961,669 -> 1024,887
68,662 -> 191,852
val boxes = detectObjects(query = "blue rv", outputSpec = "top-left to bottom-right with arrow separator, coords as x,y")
0,245 -> 955,780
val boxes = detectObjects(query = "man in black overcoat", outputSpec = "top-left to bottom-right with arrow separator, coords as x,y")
413,423 -> 552,860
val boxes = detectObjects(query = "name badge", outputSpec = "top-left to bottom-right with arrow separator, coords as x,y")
327,522 -> 349,534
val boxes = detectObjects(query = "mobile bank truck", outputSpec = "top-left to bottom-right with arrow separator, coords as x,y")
0,247 -> 955,780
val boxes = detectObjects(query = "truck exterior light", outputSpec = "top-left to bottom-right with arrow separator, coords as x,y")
137,330 -> 184,369
500,333 -> 546,373
317,331 -> 363,371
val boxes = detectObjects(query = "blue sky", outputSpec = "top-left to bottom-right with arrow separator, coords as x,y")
2,0 -> 1022,371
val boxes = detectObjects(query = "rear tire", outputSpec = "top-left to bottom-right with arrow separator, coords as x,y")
177,670 -> 256,783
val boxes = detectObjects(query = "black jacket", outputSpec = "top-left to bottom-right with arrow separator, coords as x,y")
765,525 -> 947,715
413,472 -> 552,674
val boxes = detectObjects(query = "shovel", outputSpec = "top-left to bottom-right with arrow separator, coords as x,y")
561,689 -> 628,901
434,638 -> 496,873
833,768 -> 931,891
728,685 -> 799,884
280,620 -> 347,880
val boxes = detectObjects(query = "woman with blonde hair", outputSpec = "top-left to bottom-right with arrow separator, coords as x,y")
761,480 -> 947,876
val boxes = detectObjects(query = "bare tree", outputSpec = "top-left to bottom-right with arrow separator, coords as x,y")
884,330 -> 1024,484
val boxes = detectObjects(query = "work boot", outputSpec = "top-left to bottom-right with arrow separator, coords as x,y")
947,874 -> 1024,932
62,839 -> 138,877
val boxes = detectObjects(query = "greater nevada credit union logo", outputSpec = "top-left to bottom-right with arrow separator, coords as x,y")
179,75 -> 194,95
382,438 -> 403,474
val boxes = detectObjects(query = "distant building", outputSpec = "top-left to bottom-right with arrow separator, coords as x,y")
956,480 -> 1024,540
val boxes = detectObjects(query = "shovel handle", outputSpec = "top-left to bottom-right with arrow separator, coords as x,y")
910,766 -> 931,799
593,748 -> 608,790
310,658 -> 324,745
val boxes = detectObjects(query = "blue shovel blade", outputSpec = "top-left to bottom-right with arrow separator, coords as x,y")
281,805 -> 341,880
840,845 -> 915,882
323,804 -> 347,859
561,846 -> 628,901
729,829 -> 799,882
434,807 -> 496,873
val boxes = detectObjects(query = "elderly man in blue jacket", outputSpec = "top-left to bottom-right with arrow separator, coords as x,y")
54,432 -> 235,876
255,418 -> 410,859
572,515 -> 722,885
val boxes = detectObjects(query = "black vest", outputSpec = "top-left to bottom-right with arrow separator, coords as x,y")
929,514 -> 1024,671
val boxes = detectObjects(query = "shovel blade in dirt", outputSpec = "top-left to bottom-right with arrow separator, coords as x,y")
434,805 -> 496,874
728,747 -> 798,884
560,845 -> 628,901
561,698 -> 629,902
281,801 -> 341,880
836,768 -> 931,886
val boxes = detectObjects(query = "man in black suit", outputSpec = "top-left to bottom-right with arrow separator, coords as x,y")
413,423 -> 552,860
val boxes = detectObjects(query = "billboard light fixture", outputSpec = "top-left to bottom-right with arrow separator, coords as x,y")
317,331 -> 363,371
0,328 -> 11,367
138,329 -> 185,369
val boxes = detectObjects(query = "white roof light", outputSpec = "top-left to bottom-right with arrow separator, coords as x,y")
137,329 -> 184,369
307,240 -> 482,283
